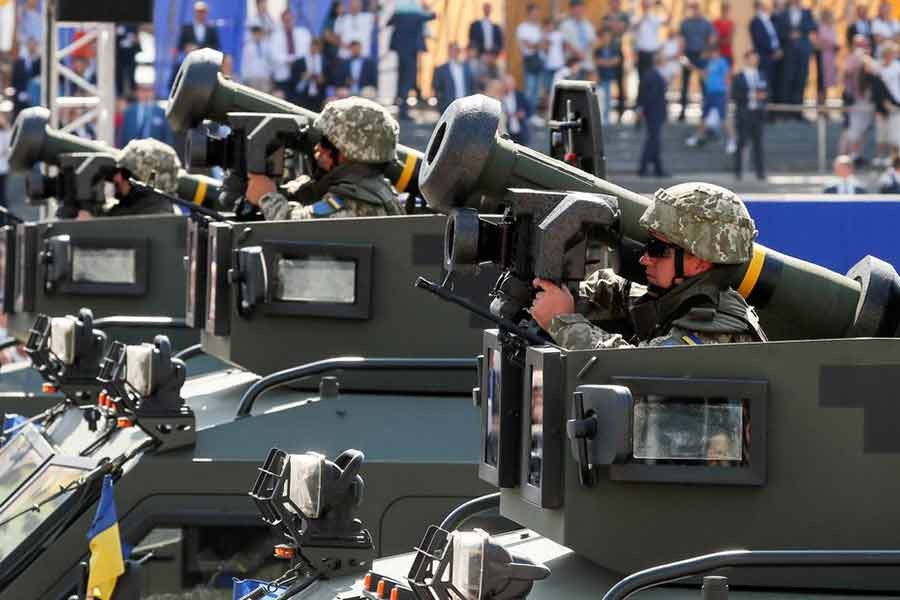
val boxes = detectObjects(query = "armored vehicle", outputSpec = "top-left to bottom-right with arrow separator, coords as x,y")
263,96 -> 900,600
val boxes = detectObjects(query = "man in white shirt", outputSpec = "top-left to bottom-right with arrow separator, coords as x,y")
824,155 -> 868,195
18,0 -> 41,55
241,25 -> 275,93
333,0 -> 375,60
297,38 -> 327,110
633,0 -> 669,79
559,0 -> 595,78
246,0 -> 276,42
872,2 -> 898,51
875,41 -> 900,162
271,9 -> 312,94
517,4 -> 544,106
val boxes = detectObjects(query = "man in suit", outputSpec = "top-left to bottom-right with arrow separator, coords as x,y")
271,9 -> 312,96
118,82 -> 173,147
12,38 -> 41,115
178,1 -> 221,52
468,3 -> 504,55
637,52 -> 669,178
775,0 -> 817,112
824,155 -> 867,194
388,2 -> 436,120
750,1 -> 783,107
732,50 -> 768,180
500,75 -> 531,146
845,3 -> 874,49
433,42 -> 474,114
333,40 -> 377,95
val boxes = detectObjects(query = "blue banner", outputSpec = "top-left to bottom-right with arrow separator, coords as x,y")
744,197 -> 900,275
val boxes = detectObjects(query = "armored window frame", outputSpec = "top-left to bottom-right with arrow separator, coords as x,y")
478,330 -> 522,488
0,424 -> 55,507
205,222 -> 233,336
45,236 -> 149,296
259,240 -> 374,320
185,219 -> 208,329
0,453 -> 97,570
13,224 -> 37,314
520,346 -> 564,508
0,226 -> 16,314
609,376 -> 768,486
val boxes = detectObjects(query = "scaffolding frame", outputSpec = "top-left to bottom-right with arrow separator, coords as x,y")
41,0 -> 116,146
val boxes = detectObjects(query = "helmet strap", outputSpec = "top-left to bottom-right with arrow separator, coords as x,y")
674,247 -> 685,279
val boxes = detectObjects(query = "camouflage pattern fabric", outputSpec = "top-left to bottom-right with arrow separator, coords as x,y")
576,269 -> 647,323
639,182 -> 757,264
115,139 -> 181,194
259,161 -> 403,221
548,313 -> 758,350
260,190 -> 398,220
314,97 -> 399,163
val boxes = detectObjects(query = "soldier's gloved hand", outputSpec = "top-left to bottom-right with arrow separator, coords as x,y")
530,279 -> 575,331
246,174 -> 277,207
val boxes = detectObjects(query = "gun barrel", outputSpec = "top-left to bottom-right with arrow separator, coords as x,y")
418,95 -> 879,342
166,48 -> 423,197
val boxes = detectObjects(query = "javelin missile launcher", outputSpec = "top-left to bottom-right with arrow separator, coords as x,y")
312,95 -> 900,600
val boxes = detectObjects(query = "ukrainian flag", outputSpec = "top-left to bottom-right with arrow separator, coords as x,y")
86,475 -> 125,600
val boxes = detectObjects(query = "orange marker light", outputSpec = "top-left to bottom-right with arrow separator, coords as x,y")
363,574 -> 372,591
116,418 -> 133,429
273,544 -> 295,559
42,383 -> 57,393
390,587 -> 400,600
376,580 -> 387,598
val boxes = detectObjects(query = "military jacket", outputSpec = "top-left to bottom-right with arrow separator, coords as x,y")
547,268 -> 766,350
259,162 -> 403,221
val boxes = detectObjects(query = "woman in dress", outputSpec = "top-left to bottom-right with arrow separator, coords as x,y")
817,9 -> 839,100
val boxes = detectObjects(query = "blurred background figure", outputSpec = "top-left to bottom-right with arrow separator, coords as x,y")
178,1 -> 220,52
732,49 -> 768,180
387,0 -> 435,120
119,79 -> 172,147
241,24 -> 275,93
517,4 -> 544,107
271,9 -> 312,97
637,52 -> 669,178
0,113 -> 9,208
333,0 -> 375,60
816,9 -> 839,103
469,2 -> 504,56
825,154 -> 867,194
559,0 -> 595,79
433,42 -> 474,114
678,0 -> 713,121
500,74 -> 531,145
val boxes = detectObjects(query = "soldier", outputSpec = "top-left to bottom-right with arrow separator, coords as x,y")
530,182 -> 767,349
245,97 -> 404,220
107,138 -> 179,217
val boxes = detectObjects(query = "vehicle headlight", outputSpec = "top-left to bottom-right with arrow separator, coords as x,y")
49,316 -> 77,365
450,530 -> 487,600
125,343 -> 154,397
287,452 -> 325,519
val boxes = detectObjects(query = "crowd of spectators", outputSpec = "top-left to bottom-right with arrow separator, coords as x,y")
4,0 -> 900,189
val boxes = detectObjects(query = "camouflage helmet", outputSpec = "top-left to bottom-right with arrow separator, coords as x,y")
639,182 -> 757,264
115,138 -> 181,194
314,97 -> 398,163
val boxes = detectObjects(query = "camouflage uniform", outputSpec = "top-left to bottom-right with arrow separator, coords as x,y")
259,97 -> 405,220
548,183 -> 767,350
107,138 -> 180,217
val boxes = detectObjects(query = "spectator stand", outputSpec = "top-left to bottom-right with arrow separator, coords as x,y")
43,5 -> 116,146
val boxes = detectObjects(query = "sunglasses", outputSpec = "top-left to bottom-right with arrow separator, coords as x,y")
642,237 -> 674,258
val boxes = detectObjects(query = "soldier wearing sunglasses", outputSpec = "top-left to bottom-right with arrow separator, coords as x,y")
530,182 -> 768,350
